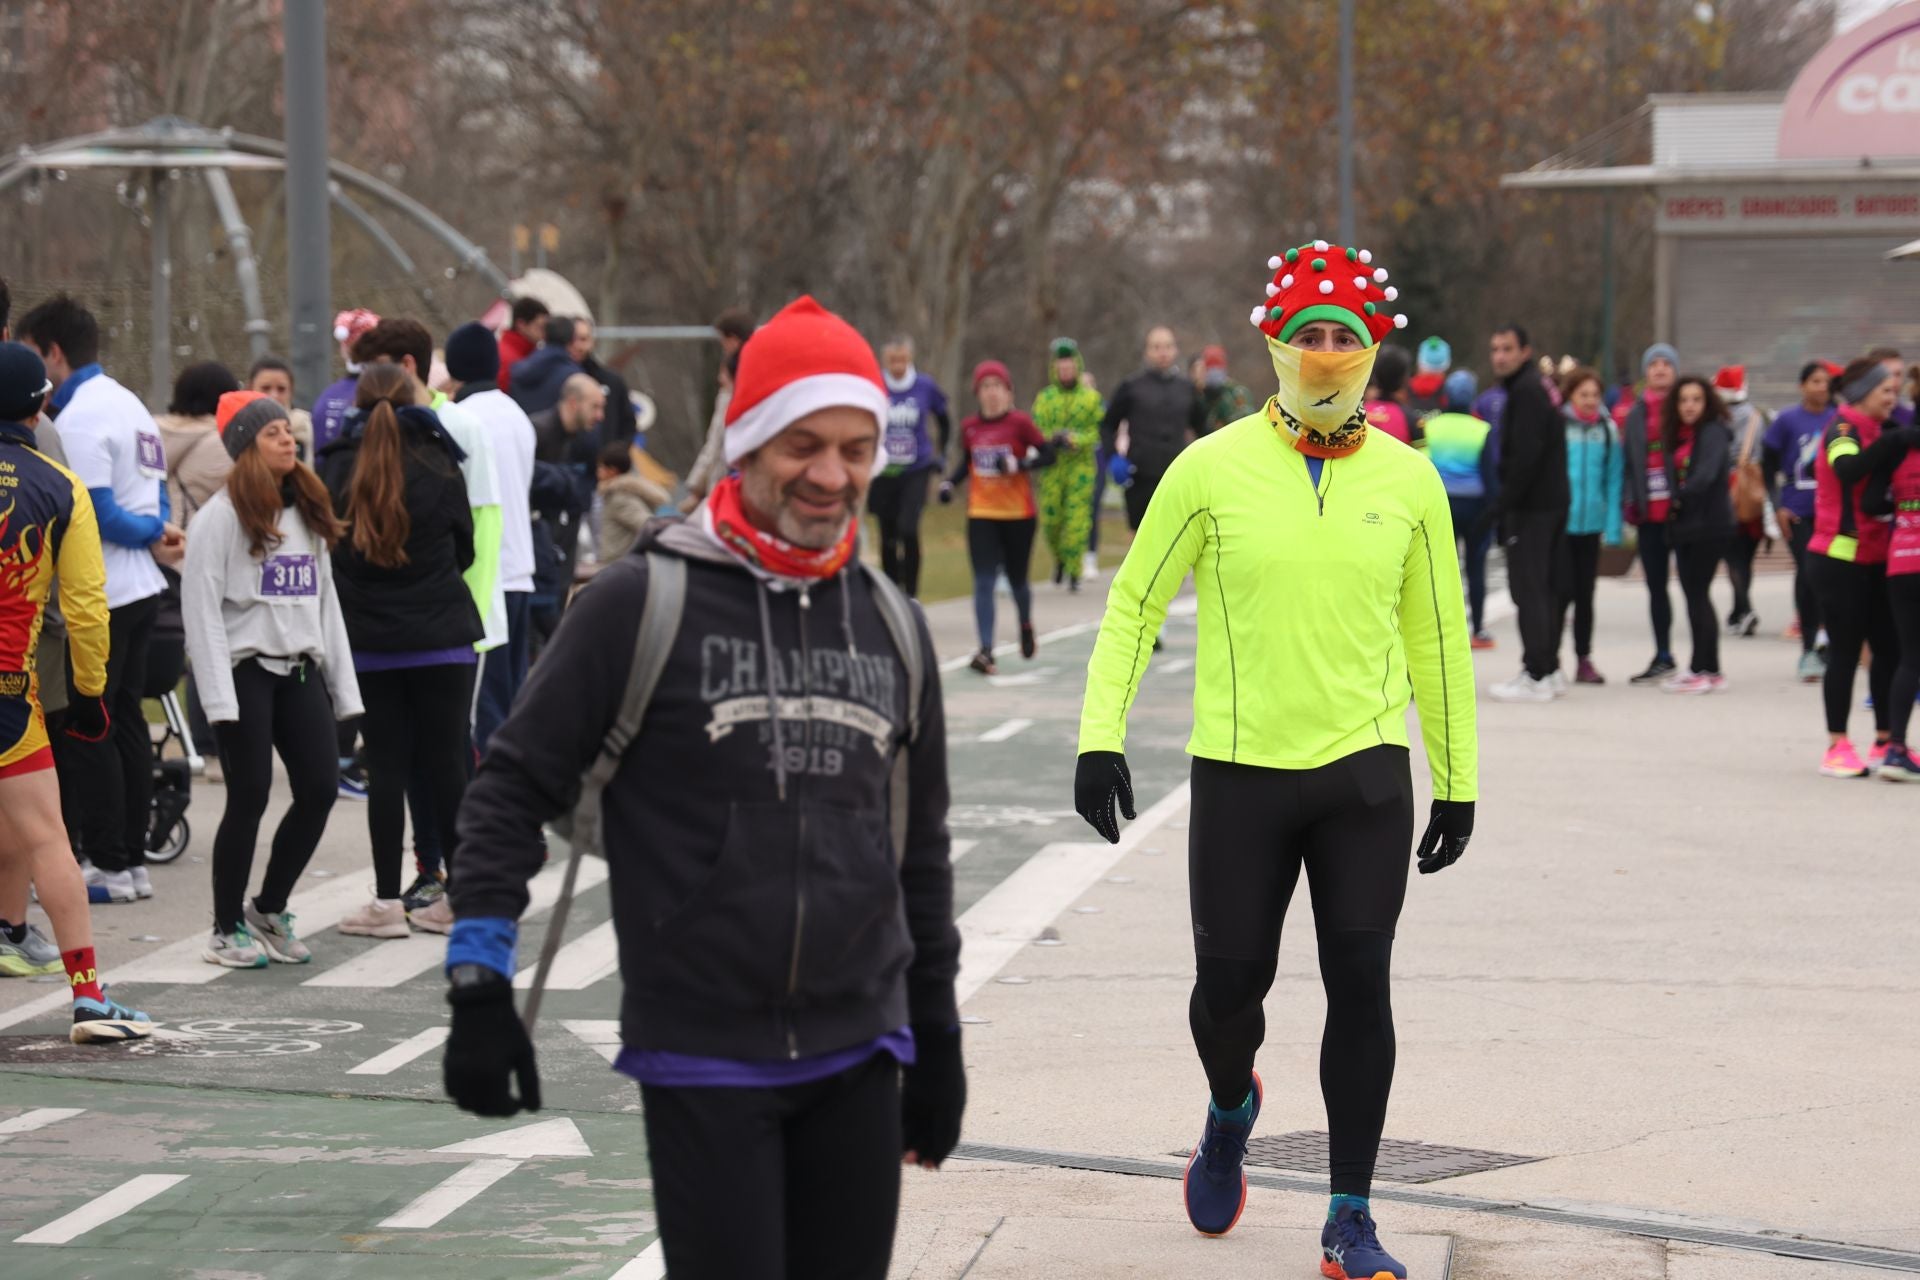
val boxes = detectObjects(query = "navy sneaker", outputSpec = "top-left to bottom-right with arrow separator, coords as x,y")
1182,1070 -> 1262,1236
1321,1202 -> 1406,1279
338,760 -> 370,802
1881,743 -> 1920,783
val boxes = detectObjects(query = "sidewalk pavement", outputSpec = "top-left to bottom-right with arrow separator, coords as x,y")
897,567 -> 1919,1278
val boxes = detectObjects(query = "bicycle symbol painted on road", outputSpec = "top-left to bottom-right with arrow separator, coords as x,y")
162,1018 -> 364,1057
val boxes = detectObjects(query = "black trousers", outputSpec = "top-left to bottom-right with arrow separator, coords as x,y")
1887,575 -> 1920,746
640,1053 -> 901,1280
356,662 -> 476,900
1124,467 -> 1164,531
1557,532 -> 1602,659
1638,520 -> 1675,661
65,593 -> 158,872
209,659 -> 339,931
1507,510 -> 1565,680
1786,518 -> 1821,651
1187,749 -> 1413,1199
1673,537 -> 1725,675
1813,556 -> 1898,736
1726,527 -> 1762,622
866,469 -> 933,598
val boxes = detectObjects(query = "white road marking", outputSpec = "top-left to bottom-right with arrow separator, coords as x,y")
306,855 -> 609,989
562,1019 -> 623,1065
1154,657 -> 1194,675
434,1117 -> 591,1158
15,1173 -> 190,1244
513,920 -> 619,991
937,617 -> 1108,673
0,1108 -> 85,1141
977,717 -> 1033,743
984,669 -> 1053,688
379,1157 -> 522,1230
950,839 -> 978,864
612,1240 -> 668,1279
954,782 -> 1189,1005
345,1026 -> 450,1077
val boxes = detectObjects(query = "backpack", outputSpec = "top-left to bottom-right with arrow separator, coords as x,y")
520,548 -> 927,1028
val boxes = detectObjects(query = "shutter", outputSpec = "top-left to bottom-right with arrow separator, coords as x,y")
1674,235 -> 1920,410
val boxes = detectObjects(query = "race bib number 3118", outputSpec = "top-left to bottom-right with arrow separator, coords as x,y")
261,554 -> 318,600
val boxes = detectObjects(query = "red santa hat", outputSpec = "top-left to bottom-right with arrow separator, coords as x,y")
1713,364 -> 1747,394
724,296 -> 890,476
1247,240 -> 1405,347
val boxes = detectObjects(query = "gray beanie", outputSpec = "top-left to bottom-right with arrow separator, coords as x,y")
1641,343 -> 1679,374
1841,361 -> 1896,407
224,396 -> 291,460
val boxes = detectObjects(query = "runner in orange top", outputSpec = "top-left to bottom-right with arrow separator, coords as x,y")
939,361 -> 1053,673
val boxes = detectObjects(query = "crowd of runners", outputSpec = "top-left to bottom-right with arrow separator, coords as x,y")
0,236 -> 1916,1278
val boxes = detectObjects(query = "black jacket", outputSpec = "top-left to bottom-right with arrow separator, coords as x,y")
453,519 -> 960,1061
1665,417 -> 1735,545
582,355 -> 637,444
509,346 -> 584,417
1100,366 -> 1204,478
317,410 -> 481,653
1493,364 -> 1570,518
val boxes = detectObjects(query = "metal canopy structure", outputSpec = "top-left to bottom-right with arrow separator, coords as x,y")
0,115 -> 510,404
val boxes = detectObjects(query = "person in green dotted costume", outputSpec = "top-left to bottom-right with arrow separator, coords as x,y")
1032,337 -> 1104,591
1071,238 -> 1479,1280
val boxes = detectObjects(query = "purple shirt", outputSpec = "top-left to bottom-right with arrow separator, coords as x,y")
312,375 -> 359,453
353,646 -> 477,674
1471,385 -> 1508,468
1763,405 -> 1834,520
615,1028 -> 915,1088
1892,402 -> 1916,429
883,375 -> 950,475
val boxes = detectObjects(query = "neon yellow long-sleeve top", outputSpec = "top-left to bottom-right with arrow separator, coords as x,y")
1078,411 -> 1478,801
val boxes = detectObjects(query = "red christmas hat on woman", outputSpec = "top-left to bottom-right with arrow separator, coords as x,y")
724,295 -> 891,477
1247,239 -> 1406,347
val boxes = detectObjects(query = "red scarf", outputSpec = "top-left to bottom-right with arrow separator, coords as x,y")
704,473 -> 857,580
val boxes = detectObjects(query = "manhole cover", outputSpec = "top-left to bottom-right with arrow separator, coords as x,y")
1182,1130 -> 1540,1184
0,1034 -> 194,1064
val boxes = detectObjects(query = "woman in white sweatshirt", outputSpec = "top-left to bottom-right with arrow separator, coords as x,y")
182,396 -> 362,968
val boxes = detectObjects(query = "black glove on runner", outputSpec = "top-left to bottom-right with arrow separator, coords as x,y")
901,1024 -> 966,1169
64,696 -> 109,743
1416,799 -> 1474,875
444,975 -> 542,1117
1074,751 -> 1135,844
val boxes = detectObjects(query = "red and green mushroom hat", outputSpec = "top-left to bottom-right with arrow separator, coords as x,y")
1248,240 -> 1408,347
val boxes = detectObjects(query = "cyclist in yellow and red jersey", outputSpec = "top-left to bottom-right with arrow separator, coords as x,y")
0,340 -> 151,1043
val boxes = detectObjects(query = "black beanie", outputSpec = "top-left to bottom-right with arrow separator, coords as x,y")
0,341 -> 52,422
445,321 -> 500,384
224,397 -> 291,460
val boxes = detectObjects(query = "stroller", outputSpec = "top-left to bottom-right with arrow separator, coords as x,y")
142,577 -> 195,865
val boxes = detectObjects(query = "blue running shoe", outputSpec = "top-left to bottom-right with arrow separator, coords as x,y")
1321,1201 -> 1406,1279
1182,1070 -> 1262,1236
70,992 -> 154,1045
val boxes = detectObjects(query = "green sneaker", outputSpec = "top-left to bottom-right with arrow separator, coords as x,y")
203,925 -> 269,969
243,902 -> 311,964
0,923 -> 63,977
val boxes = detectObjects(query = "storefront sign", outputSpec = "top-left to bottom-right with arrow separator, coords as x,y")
1658,184 -> 1920,233
1778,1 -> 1920,160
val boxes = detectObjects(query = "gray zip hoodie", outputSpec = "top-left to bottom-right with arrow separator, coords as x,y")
181,487 -> 362,724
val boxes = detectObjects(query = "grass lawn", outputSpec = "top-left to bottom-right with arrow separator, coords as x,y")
885,495 -> 1137,605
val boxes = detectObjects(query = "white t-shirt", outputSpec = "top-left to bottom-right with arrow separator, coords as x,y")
433,394 -> 508,650
459,388 -> 538,594
55,371 -> 167,609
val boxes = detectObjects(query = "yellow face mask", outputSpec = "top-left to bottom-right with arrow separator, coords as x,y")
1267,338 -> 1378,440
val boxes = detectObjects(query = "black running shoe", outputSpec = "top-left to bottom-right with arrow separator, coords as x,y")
1020,624 -> 1037,660
400,871 -> 447,914
1629,658 -> 1677,685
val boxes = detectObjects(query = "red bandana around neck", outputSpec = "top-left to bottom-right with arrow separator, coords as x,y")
705,473 -> 857,581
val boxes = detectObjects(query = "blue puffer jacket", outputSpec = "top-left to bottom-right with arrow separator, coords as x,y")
1565,408 -> 1623,543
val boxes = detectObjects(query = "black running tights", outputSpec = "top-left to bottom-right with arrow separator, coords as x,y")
1887,575 -> 1920,746
1674,538 -> 1725,676
1811,556 -> 1897,737
1186,749 -> 1413,1199
210,659 -> 339,932
867,470 -> 932,598
641,1052 -> 900,1279
357,663 -> 476,900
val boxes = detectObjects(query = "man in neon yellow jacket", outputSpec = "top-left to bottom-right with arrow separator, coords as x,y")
1073,240 -> 1477,1279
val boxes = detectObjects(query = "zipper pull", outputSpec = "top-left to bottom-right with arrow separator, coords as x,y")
798,585 -> 812,610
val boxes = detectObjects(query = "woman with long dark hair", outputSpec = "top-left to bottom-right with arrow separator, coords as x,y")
1658,376 -> 1735,694
1809,358 -> 1905,777
316,364 -> 480,936
183,398 -> 359,967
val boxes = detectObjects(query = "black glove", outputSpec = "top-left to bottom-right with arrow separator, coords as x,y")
1074,751 -> 1135,844
937,482 -> 955,505
901,1024 -> 966,1169
444,973 -> 541,1117
64,696 -> 109,743
1416,799 -> 1474,875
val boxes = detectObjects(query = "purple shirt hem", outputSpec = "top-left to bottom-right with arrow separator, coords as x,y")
614,1028 -> 916,1089
353,647 -> 478,673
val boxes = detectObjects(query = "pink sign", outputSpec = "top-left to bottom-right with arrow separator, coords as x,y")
1778,0 -> 1920,160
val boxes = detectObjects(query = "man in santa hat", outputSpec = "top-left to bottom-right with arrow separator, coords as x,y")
1074,241 -> 1478,1279
308,307 -> 381,455
444,296 -> 964,1279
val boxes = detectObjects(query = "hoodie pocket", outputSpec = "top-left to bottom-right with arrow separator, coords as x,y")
793,800 -> 913,1007
641,802 -> 797,1009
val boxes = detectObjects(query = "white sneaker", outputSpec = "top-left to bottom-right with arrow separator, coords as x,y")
1081,551 -> 1101,581
337,897 -> 410,939
1490,672 -> 1555,703
408,896 -> 455,936
129,866 -> 154,899
85,865 -> 137,904
203,926 -> 269,969
1545,671 -> 1569,698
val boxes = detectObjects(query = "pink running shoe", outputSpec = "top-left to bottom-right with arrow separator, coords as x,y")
1821,741 -> 1867,778
1867,741 -> 1889,774
1663,672 -> 1717,695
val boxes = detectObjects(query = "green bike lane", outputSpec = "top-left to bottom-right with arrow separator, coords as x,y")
0,598 -> 1203,1278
